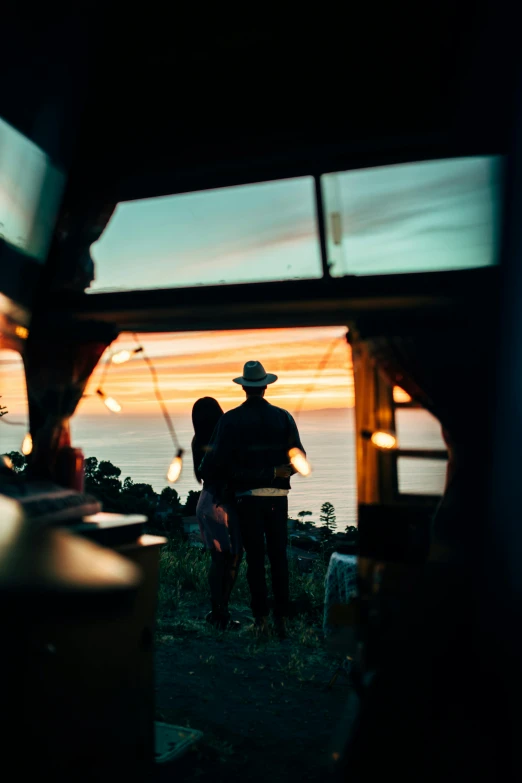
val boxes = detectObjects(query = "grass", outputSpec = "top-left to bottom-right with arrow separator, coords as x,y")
153,538 -> 348,782
157,535 -> 328,625
155,535 -> 333,681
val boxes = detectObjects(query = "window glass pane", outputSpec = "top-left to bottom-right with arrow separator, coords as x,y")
396,408 -> 445,450
1,115 -> 66,332
0,350 -> 29,457
398,457 -> 446,496
0,116 -> 65,264
322,156 -> 502,277
89,177 -> 322,292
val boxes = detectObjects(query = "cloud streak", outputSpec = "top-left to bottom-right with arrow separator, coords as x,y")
1,327 -> 353,423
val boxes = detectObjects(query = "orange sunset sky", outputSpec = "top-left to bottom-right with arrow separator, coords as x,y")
1,326 -> 354,419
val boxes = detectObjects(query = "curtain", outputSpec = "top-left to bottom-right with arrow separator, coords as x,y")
23,319 -> 117,481
351,316 -> 494,556
342,314 -> 498,783
363,330 -> 486,444
19,195 -> 118,480
48,201 -> 116,292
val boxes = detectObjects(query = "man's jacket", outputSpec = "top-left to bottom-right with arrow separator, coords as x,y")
199,396 -> 305,494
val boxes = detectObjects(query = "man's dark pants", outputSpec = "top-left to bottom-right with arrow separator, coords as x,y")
236,496 -> 289,619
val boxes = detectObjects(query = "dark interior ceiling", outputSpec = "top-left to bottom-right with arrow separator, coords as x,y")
3,3 -> 517,205
50,267 -> 497,335
0,3 -> 514,333
79,3 -> 517,203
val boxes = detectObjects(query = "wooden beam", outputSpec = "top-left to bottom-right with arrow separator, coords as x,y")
46,267 -> 497,335
396,449 -> 448,460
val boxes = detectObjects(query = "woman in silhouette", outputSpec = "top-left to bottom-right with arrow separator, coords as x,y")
192,397 -> 242,630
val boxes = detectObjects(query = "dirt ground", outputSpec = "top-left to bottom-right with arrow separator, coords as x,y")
154,606 -> 353,782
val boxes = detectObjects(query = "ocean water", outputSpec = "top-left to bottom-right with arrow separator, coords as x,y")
2,407 -> 446,531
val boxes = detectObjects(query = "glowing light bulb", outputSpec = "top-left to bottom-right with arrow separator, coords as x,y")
167,449 -> 184,483
96,388 -> 122,413
289,447 -> 312,477
370,431 -> 397,450
1,455 -> 13,470
21,433 -> 33,455
104,396 -> 122,413
14,325 -> 29,340
393,386 -> 412,404
111,349 -> 132,365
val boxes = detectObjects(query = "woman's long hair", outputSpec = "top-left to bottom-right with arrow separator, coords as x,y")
191,397 -> 224,483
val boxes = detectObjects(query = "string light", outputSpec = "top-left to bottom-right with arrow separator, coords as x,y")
94,335 -> 184,481
111,346 -> 143,365
111,349 -> 132,365
393,386 -> 412,404
1,455 -> 13,469
293,334 -> 348,423
370,431 -> 397,450
96,388 -> 122,413
14,325 -> 29,340
289,447 -> 312,476
167,449 -> 184,483
21,432 -> 33,455
133,333 -> 184,483
95,348 -> 123,413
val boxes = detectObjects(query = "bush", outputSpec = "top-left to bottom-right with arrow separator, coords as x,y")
290,536 -> 321,553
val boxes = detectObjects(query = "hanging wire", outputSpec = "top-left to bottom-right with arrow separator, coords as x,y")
97,349 -> 113,391
93,346 -> 124,411
84,345 -> 125,400
292,332 -> 349,423
133,333 -> 182,451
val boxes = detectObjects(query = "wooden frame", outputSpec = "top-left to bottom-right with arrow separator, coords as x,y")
47,267 -> 497,335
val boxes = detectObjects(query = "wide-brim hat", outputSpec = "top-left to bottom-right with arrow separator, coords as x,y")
233,360 -> 278,387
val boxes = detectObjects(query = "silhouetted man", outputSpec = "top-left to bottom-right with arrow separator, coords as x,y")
200,360 -> 305,638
